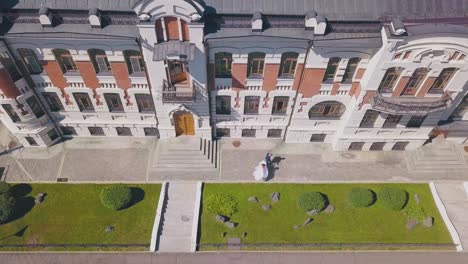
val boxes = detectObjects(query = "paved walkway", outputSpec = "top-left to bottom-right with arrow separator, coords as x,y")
1,252 -> 468,264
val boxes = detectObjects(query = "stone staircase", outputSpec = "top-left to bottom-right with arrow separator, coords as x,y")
157,182 -> 198,252
151,136 -> 219,179
406,138 -> 467,173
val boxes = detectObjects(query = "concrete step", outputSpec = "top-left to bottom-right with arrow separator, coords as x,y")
157,156 -> 211,162
158,236 -> 192,252
161,224 -> 193,233
156,162 -> 214,168
152,167 -> 217,172
159,149 -> 204,155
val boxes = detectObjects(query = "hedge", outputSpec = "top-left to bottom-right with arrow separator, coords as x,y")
349,188 -> 376,208
100,185 -> 133,210
0,193 -> 16,224
297,192 -> 326,212
0,182 -> 11,196
205,194 -> 238,216
380,187 -> 408,211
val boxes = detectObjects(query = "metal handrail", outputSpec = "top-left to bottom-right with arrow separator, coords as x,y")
162,80 -> 196,103
371,93 -> 452,115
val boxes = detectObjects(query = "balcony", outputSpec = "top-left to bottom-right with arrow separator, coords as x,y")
371,93 -> 452,115
162,80 -> 196,103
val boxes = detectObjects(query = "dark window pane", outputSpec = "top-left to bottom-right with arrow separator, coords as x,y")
47,129 -> 59,141
0,51 -> 22,81
124,50 -> 145,75
61,126 -> 77,136
25,136 -> 38,146
406,116 -> 426,128
272,96 -> 289,115
278,52 -> 298,78
26,96 -> 45,118
216,96 -> 231,115
2,104 -> 20,122
244,96 -> 260,114
247,52 -> 265,78
52,49 -> 77,73
308,101 -> 346,118
310,134 -> 326,142
323,57 -> 340,82
135,94 -> 154,112
359,110 -> 379,128
378,67 -> 403,93
116,127 -> 132,136
42,92 -> 64,112
342,57 -> 360,83
144,127 -> 159,137
349,142 -> 364,151
267,129 -> 282,138
216,128 -> 230,138
215,52 -> 232,78
429,68 -> 457,94
242,129 -> 256,137
370,142 -> 385,151
104,93 -> 123,112
73,93 -> 95,112
392,141 -> 409,151
18,48 -> 42,74
382,114 -> 402,128
88,127 -> 104,136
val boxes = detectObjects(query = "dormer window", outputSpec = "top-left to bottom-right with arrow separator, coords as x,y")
305,10 -> 327,35
89,8 -> 101,28
252,12 -> 263,32
38,7 -> 52,27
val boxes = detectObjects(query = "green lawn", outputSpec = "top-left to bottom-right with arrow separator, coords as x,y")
0,183 -> 161,251
200,183 -> 453,250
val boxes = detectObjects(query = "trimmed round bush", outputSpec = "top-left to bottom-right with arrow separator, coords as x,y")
297,192 -> 326,212
349,188 -> 375,208
0,194 -> 16,224
205,194 -> 238,216
0,182 -> 11,196
379,187 -> 408,211
100,185 -> 133,210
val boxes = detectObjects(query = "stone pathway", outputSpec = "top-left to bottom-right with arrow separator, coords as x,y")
157,181 -> 199,252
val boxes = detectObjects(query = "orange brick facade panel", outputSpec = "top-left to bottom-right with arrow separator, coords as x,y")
42,60 -> 68,89
231,63 -> 247,91
392,77 -> 410,97
262,64 -> 280,92
76,61 -> 99,89
349,82 -> 361,98
354,68 -> 366,80
416,77 -> 437,97
292,63 -> 304,91
359,91 -> 377,109
0,69 -> 21,99
165,17 -> 180,41
299,68 -> 326,98
330,82 -> 340,95
181,20 -> 190,41
110,62 -> 132,90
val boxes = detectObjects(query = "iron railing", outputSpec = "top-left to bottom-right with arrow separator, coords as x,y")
371,93 -> 452,115
162,80 -> 196,103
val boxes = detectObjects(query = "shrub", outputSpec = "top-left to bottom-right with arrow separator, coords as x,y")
297,192 -> 326,212
0,194 -> 16,224
379,187 -> 408,211
0,182 -> 11,196
205,194 -> 238,216
404,205 -> 426,222
100,185 -> 133,210
349,188 -> 375,208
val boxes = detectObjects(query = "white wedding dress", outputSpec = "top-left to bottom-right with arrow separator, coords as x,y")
253,161 -> 268,181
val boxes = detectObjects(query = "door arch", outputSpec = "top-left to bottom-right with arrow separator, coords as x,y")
173,111 -> 195,136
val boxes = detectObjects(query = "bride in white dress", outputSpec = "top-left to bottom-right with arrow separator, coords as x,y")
253,160 -> 268,181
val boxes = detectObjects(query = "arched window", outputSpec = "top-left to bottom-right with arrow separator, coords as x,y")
278,52 -> 299,78
123,50 -> 145,75
0,51 -> 22,81
52,49 -> 77,73
247,52 -> 265,78
323,57 -> 341,82
308,101 -> 346,119
214,52 -> 232,78
429,68 -> 458,94
88,49 -> 110,74
342,57 -> 360,83
18,48 -> 42,74
378,67 -> 404,93
155,17 -> 189,43
402,68 -> 429,95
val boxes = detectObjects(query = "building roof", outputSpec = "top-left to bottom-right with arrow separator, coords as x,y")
2,0 -> 138,12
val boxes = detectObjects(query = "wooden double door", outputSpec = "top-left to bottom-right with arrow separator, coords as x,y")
174,112 -> 195,136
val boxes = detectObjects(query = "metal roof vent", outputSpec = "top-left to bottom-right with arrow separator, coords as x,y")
89,8 -> 101,28
38,6 -> 53,27
305,11 -> 327,35
252,11 -> 263,32
391,19 -> 406,35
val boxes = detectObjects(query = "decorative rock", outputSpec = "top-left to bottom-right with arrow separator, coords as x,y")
323,204 -> 335,213
307,209 -> 319,216
216,214 -> 228,223
262,204 -> 271,211
243,232 -> 247,238
303,218 -> 313,226
270,192 -> 280,203
248,196 -> 259,203
423,216 -> 434,228
225,222 -> 236,229
35,192 -> 46,204
293,225 -> 301,229
222,232 -> 227,237
105,226 -> 114,233
406,219 -> 418,230
414,194 -> 420,204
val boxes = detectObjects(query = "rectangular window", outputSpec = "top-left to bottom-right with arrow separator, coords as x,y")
216,128 -> 230,138
382,114 -> 402,128
244,96 -> 260,114
95,55 -> 111,73
130,56 -> 144,73
61,126 -> 77,136
323,57 -> 340,82
278,53 -> 298,78
42,92 -> 64,112
242,129 -> 256,137
429,68 -> 457,94
370,142 -> 386,151
88,127 -> 104,136
26,96 -> 45,118
378,68 -> 403,93
0,52 -> 22,81
272,96 -> 289,115
116,127 -> 132,136
406,116 -> 426,128
104,93 -> 124,112
215,53 -> 232,78
73,93 -> 95,112
25,136 -> 38,146
402,69 -> 428,96
135,94 -> 154,112
2,104 -> 20,122
60,54 -> 78,73
144,127 -> 159,137
392,141 -> 409,151
310,134 -> 326,142
349,142 -> 365,151
247,53 -> 265,78
267,129 -> 282,138
47,129 -> 59,141
342,58 -> 360,83
359,110 -> 379,128
216,96 -> 231,115
18,48 -> 42,74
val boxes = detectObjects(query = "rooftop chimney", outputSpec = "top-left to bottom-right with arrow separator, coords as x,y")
305,11 -> 327,35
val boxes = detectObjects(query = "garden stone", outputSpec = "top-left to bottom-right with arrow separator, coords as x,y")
222,232 -> 226,237
414,194 -> 420,204
423,216 -> 434,227
270,192 -> 280,203
303,218 -> 313,226
406,219 -> 418,230
216,214 -> 228,223
262,204 -> 271,211
105,226 -> 114,233
248,196 -> 258,203
307,209 -> 319,216
324,204 -> 335,213
35,192 -> 46,204
293,225 -> 301,229
225,222 -> 236,229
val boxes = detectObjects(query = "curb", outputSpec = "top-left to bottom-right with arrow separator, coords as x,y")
150,181 -> 167,252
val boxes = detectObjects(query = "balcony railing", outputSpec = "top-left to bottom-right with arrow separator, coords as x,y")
162,80 -> 196,103
371,93 -> 452,115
